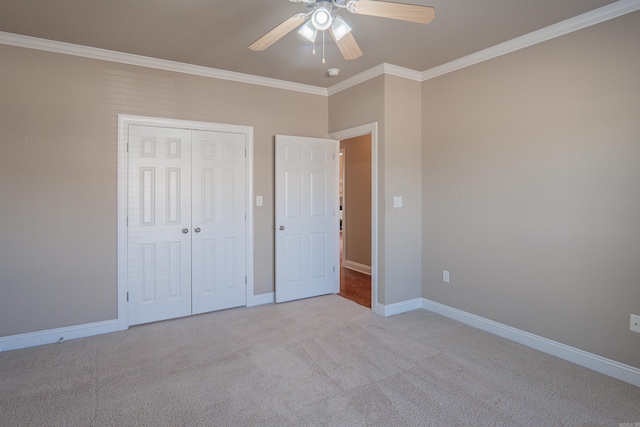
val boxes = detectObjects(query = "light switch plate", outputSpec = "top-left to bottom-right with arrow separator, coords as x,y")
393,196 -> 403,208
443,270 -> 450,283
256,196 -> 263,207
631,314 -> 640,333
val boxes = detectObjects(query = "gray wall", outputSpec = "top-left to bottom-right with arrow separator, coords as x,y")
329,76 -> 387,302
383,75 -> 422,304
0,44 -> 328,337
329,75 -> 423,305
421,11 -> 640,368
2,10 -> 638,371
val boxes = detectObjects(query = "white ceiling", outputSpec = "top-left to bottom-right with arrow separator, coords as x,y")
0,0 -> 621,88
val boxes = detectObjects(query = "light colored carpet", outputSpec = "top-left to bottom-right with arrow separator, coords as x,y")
1,295 -> 639,426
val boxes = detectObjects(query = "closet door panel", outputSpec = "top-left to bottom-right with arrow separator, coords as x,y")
191,130 -> 246,314
128,125 -> 192,325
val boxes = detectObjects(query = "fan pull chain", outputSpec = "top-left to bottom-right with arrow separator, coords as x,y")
322,30 -> 326,64
312,38 -> 316,55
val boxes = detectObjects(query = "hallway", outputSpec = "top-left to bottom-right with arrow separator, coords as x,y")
338,231 -> 371,308
339,265 -> 371,308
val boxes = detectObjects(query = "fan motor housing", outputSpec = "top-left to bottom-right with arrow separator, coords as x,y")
312,0 -> 333,31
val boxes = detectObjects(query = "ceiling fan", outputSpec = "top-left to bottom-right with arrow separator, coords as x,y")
249,0 -> 435,63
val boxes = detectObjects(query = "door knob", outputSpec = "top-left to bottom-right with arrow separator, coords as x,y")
182,228 -> 189,234
194,227 -> 201,233
279,225 -> 285,231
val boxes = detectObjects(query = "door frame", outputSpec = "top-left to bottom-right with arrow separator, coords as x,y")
339,147 -> 346,262
117,114 -> 254,330
330,123 -> 379,314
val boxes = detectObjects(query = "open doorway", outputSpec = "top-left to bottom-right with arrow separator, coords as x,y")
330,122 -> 378,313
338,134 -> 372,308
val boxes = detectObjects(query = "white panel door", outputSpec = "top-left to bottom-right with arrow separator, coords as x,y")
191,130 -> 247,314
275,135 -> 339,303
128,125 -> 192,325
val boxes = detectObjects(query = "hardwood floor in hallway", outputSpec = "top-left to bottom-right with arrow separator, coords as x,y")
339,265 -> 371,308
338,232 -> 371,308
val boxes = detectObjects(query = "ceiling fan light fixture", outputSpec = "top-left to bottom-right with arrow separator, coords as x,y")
311,2 -> 333,31
330,16 -> 352,41
298,19 -> 318,42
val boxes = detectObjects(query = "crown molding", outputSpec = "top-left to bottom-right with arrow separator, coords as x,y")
0,31 -> 328,97
326,63 -> 385,96
421,0 -> 640,81
326,63 -> 420,95
328,0 -> 640,92
381,63 -> 422,82
2,0 -> 638,97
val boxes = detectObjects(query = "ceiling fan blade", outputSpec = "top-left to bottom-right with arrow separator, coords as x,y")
249,14 -> 307,51
351,0 -> 435,24
329,28 -> 363,61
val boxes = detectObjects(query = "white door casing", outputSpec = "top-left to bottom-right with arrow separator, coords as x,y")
329,123 -> 379,314
118,115 -> 254,329
275,135 -> 340,303
127,125 -> 193,325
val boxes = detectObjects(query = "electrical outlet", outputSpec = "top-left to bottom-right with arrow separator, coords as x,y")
443,270 -> 450,283
631,314 -> 640,333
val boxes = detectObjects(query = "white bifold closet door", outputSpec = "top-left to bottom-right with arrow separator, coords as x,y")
127,125 -> 246,326
191,130 -> 246,315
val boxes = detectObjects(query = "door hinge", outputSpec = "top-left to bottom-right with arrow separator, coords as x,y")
245,276 -> 247,285
333,266 -> 336,273
127,143 -> 129,152
126,292 -> 129,302
245,149 -> 247,158
126,216 -> 128,226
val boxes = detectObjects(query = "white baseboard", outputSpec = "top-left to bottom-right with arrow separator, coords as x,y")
1,293 -> 276,351
0,319 -> 118,352
5,296 -> 636,388
420,298 -> 640,388
343,260 -> 372,275
247,292 -> 275,307
376,297 -> 423,317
